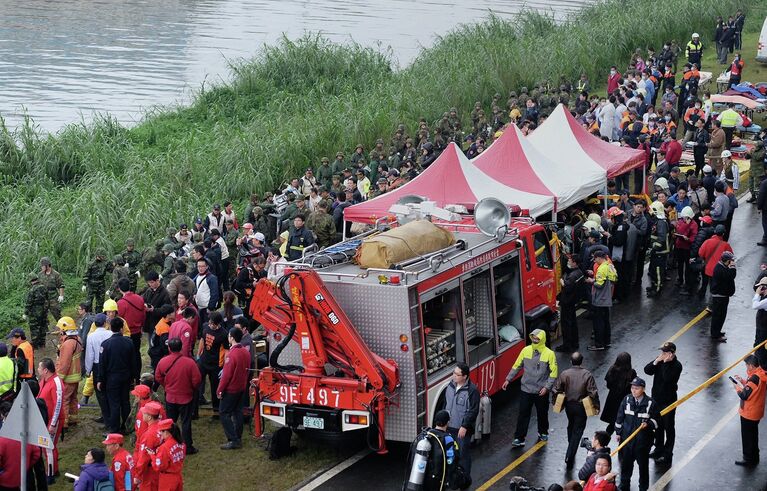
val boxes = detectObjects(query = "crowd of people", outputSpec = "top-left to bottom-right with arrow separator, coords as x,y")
0,11 -> 764,490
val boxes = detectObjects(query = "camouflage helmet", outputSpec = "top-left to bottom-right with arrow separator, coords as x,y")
192,232 -> 203,242
321,157 -> 329,163
95,248 -> 107,258
520,86 -> 528,94
113,255 -> 124,264
162,244 -> 175,253
166,227 -> 176,236
154,239 -> 164,248
252,206 -> 263,216
442,112 -> 449,118
125,237 -> 135,246
27,272 -> 38,282
397,124 -> 406,131
336,151 -> 344,158
375,138 -> 384,145
474,101 -> 482,108
40,257 -> 52,267
449,107 -> 457,113
493,92 -> 501,99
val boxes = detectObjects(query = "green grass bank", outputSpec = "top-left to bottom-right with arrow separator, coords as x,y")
0,0 -> 762,327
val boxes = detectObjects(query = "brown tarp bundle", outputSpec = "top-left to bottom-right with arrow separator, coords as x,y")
356,220 -> 456,269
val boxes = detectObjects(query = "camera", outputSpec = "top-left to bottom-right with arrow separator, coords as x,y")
580,436 -> 593,451
509,476 -> 545,491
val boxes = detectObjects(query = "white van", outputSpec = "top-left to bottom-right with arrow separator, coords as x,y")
759,15 -> 767,63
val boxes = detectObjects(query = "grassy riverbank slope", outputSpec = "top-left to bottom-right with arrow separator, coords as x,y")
0,0 -> 760,327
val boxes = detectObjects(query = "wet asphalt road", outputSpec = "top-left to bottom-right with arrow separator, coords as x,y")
315,200 -> 767,491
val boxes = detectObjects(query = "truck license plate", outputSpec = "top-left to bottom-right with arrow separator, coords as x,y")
303,416 -> 324,429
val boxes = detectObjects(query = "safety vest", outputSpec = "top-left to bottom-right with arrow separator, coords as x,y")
686,41 -> 703,58
15,341 -> 34,380
0,357 -> 16,396
719,109 -> 740,128
730,60 -> 744,76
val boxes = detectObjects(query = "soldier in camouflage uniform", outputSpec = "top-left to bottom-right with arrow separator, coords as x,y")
109,255 -> 130,301
391,128 -> 405,155
142,239 -> 165,273
82,249 -> 110,312
470,102 -> 483,129
39,257 -> 64,322
163,226 -> 183,251
306,201 -> 337,249
24,272 -> 49,348
331,152 -> 346,177
368,178 -> 389,199
316,157 -> 332,188
121,238 -> 142,291
161,244 -> 177,286
370,139 -> 385,163
224,219 -> 239,282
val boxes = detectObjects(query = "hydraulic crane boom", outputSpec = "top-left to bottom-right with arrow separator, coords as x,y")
249,268 -> 400,453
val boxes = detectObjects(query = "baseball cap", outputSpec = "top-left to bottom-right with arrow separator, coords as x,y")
102,433 -> 124,445
659,342 -> 676,353
721,150 -> 732,158
593,250 -> 608,258
630,377 -> 646,387
700,216 -> 713,225
142,401 -> 163,416
157,418 -> 175,431
194,217 -> 203,225
94,313 -> 107,326
721,251 -> 735,262
242,223 -> 253,230
702,164 -> 712,174
254,232 -> 266,242
131,384 -> 151,399
6,328 -> 25,339
213,203 -> 221,210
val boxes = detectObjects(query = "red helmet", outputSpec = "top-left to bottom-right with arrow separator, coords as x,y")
607,206 -> 624,218
700,215 -> 713,225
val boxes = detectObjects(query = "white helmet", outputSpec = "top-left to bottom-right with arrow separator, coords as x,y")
680,206 -> 695,219
702,164 -> 712,174
692,32 -> 700,38
649,201 -> 666,218
582,220 -> 599,232
721,150 -> 732,158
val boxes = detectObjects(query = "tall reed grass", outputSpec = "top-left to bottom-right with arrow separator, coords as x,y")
0,0 -> 755,324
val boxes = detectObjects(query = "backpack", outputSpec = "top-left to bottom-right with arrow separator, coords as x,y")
94,477 -> 115,491
268,426 -> 296,460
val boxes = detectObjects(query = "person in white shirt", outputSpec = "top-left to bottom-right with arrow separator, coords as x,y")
84,313 -> 114,421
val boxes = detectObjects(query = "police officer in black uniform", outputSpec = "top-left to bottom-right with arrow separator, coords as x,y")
97,317 -> 136,434
615,377 -> 660,491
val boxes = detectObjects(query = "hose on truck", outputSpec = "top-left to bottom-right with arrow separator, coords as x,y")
269,273 -> 304,373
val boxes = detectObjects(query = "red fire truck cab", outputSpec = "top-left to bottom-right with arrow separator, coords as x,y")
250,212 -> 558,453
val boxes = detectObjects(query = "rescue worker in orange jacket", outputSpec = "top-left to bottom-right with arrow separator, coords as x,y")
103,433 -> 134,491
151,419 -> 186,491
7,328 -> 34,381
732,355 -> 767,466
55,317 -> 82,428
134,401 -> 163,491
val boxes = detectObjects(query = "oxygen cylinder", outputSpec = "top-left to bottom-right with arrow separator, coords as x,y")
405,437 -> 432,491
480,392 -> 492,437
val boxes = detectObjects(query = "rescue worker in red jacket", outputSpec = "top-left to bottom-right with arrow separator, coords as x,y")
134,401 -> 163,491
155,337 -> 202,454
732,355 -> 767,466
103,433 -> 134,491
217,328 -> 251,450
151,419 -> 186,491
132,384 -> 165,442
37,357 -> 64,481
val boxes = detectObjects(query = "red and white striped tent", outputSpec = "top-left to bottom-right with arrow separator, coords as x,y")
528,104 -> 646,179
343,142 -> 552,224
471,123 -> 605,214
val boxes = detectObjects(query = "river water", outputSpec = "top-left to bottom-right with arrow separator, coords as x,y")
0,0 -> 589,131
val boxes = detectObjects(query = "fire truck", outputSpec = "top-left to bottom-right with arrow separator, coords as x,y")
250,198 -> 559,453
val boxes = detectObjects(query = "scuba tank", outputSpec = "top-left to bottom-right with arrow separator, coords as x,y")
405,437 -> 431,491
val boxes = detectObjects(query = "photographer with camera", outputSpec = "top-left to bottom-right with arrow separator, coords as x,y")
578,431 -> 611,481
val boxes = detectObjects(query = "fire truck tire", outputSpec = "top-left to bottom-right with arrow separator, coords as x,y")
431,390 -> 447,426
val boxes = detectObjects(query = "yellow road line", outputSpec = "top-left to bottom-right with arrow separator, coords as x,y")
476,440 -> 547,491
664,309 -> 710,344
648,405 -> 739,491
